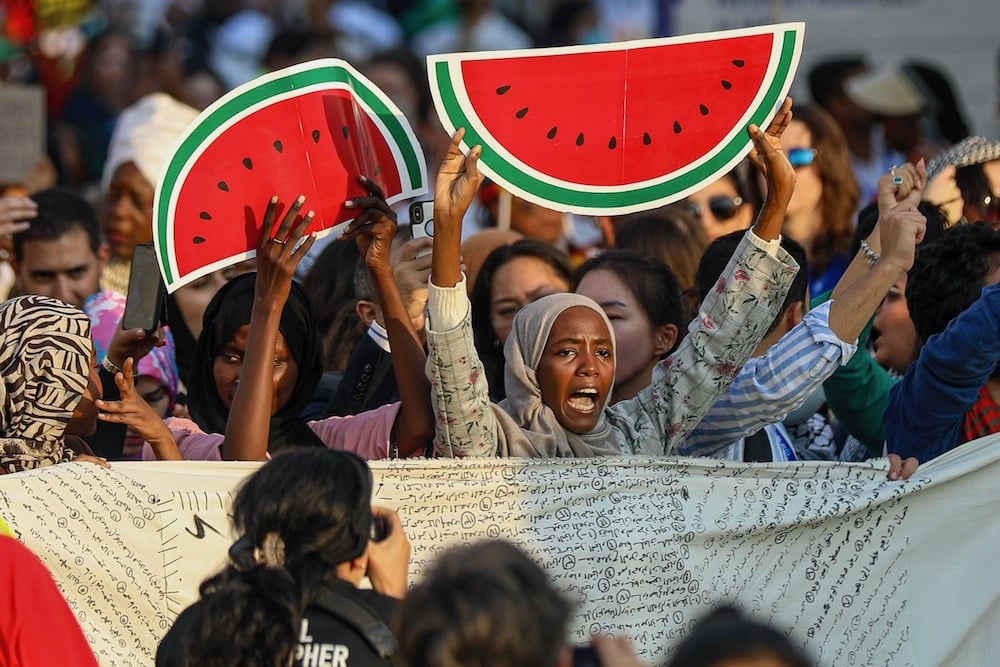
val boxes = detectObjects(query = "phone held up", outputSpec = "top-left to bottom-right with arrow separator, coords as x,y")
122,243 -> 167,332
409,200 -> 434,258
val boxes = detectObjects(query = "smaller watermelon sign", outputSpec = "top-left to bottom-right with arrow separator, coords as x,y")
429,23 -> 804,216
154,58 -> 427,293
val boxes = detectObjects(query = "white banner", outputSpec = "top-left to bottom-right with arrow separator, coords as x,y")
2,436 -> 999,666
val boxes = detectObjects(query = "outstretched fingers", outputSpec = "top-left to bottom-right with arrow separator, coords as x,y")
764,96 -> 793,139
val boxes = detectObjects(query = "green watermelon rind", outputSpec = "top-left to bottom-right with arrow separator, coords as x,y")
430,25 -> 802,215
155,59 -> 427,289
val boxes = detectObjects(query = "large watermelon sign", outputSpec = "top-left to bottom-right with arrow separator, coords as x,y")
154,59 -> 427,292
429,23 -> 803,215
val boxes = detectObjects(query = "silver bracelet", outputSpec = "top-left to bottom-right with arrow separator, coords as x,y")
860,239 -> 880,267
101,357 -> 124,376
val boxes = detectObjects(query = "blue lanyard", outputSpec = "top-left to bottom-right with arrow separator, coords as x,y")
770,425 -> 797,461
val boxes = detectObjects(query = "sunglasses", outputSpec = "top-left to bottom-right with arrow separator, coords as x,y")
788,147 -> 817,169
685,196 -> 745,221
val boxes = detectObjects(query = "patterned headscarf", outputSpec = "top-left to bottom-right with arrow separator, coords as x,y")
0,296 -> 93,473
489,292 -> 622,457
927,136 -> 1000,182
84,291 -> 179,411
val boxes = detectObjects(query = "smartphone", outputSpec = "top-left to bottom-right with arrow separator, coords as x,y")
409,199 -> 434,240
123,243 -> 166,332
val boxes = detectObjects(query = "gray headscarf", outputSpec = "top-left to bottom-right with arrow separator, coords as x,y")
492,293 -> 622,457
926,136 -> 1000,182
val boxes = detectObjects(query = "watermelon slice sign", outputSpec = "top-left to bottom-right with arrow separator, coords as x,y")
429,23 -> 803,215
155,59 -> 427,292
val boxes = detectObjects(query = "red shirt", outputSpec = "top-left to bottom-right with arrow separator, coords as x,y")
0,536 -> 98,667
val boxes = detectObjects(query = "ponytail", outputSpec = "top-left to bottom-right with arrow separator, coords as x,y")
175,449 -> 375,666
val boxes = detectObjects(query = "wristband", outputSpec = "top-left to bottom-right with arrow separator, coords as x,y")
102,357 -> 124,376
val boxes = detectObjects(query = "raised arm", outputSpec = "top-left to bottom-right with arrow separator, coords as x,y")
616,102 -> 802,455
826,167 -> 926,343
343,176 -> 434,456
432,128 -> 483,289
425,130 -> 500,457
746,97 -> 795,241
222,196 -> 315,460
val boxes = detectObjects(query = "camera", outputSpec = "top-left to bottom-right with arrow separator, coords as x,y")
370,515 -> 390,542
572,645 -> 601,667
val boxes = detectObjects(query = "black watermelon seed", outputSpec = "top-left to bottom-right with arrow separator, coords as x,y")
374,166 -> 382,176
199,211 -> 212,220
242,157 -> 253,170
193,236 -> 206,244
515,107 -> 529,119
673,121 -> 682,134
217,181 -> 229,192
732,59 -> 745,67
273,140 -> 283,153
643,132 -> 652,145
342,126 -> 350,139
608,136 -> 617,149
312,129 -> 321,143
700,104 -> 710,116
576,133 -> 585,146
496,85 -> 511,95
547,126 -> 558,140
721,80 -> 733,90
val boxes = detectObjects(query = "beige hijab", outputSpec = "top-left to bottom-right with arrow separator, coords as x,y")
492,293 -> 622,457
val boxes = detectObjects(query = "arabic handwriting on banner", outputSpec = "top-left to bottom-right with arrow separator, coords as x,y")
375,458 -> 921,664
0,444 -> 996,667
0,464 -> 168,663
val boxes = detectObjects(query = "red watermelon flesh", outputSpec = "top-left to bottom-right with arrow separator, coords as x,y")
460,33 -> 772,187
171,90 -> 400,280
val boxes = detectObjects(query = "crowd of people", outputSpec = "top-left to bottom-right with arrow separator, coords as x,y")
1,0 -> 999,665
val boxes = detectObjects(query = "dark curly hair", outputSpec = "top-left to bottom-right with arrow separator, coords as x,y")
906,222 -> 1000,342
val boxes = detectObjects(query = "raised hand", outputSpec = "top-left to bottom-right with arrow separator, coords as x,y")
433,128 -> 484,236
923,163 -> 964,225
96,358 -> 181,460
390,236 -> 432,331
878,198 -> 928,275
256,195 -> 317,307
343,175 -> 397,276
747,97 -> 795,210
0,195 -> 36,237
106,321 -> 166,371
877,160 -> 926,217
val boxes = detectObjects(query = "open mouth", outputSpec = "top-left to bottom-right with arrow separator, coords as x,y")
567,387 -> 599,413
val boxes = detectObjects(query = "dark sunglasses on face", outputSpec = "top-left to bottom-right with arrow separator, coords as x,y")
685,196 -> 744,222
788,147 -> 817,169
